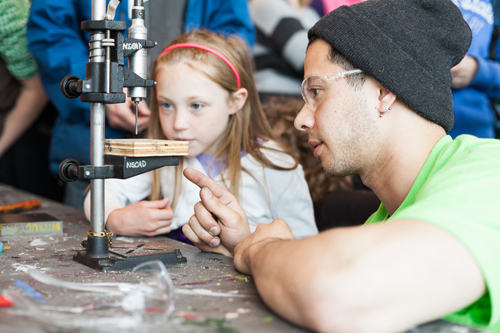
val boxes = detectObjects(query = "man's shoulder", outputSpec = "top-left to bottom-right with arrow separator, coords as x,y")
437,135 -> 500,163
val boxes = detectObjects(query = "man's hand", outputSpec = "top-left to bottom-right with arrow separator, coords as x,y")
106,198 -> 173,236
182,167 -> 251,256
233,219 -> 296,274
451,56 -> 478,89
106,97 -> 150,133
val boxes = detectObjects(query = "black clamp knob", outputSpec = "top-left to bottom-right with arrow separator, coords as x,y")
60,75 -> 81,99
58,158 -> 81,182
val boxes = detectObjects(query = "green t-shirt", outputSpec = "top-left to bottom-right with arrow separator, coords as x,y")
365,134 -> 500,332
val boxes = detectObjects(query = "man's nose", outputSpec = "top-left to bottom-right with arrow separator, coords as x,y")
295,103 -> 314,131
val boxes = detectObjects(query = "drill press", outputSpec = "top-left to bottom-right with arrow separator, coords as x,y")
59,0 -> 187,271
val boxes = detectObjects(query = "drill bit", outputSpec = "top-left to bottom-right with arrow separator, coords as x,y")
135,101 -> 138,135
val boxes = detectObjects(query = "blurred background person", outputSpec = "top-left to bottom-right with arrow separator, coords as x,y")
0,0 -> 63,202
448,0 -> 500,138
250,0 -> 319,97
310,0 -> 361,16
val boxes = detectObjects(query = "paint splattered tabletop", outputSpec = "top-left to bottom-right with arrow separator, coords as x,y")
0,185 -> 486,333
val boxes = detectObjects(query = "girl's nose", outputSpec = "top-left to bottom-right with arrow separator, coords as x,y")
173,112 -> 189,131
294,104 -> 314,131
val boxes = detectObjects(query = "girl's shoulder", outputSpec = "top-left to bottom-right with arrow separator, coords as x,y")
253,139 -> 297,169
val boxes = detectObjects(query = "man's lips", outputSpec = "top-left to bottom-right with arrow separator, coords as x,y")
309,140 -> 323,157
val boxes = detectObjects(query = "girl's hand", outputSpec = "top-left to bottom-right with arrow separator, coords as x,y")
182,168 -> 251,256
106,198 -> 173,236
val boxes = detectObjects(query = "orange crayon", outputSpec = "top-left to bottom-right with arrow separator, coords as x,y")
0,199 -> 41,214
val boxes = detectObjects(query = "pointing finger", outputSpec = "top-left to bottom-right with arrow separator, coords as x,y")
198,187 -> 242,230
183,168 -> 238,207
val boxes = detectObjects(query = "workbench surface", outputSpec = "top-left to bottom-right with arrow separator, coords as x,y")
0,185 -> 486,333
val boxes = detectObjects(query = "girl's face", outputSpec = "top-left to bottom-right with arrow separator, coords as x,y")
155,62 -> 239,157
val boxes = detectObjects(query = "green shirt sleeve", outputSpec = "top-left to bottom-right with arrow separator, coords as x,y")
0,0 -> 37,79
365,135 -> 500,331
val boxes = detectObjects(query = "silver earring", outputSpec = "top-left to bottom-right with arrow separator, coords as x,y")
388,107 -> 392,110
379,113 -> 383,118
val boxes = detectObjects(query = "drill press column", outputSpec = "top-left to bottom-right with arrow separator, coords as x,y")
89,0 -> 108,258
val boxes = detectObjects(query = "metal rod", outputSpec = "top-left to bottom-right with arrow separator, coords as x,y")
105,30 -> 111,94
90,0 -> 108,257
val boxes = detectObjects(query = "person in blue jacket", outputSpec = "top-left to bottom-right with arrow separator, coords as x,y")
449,0 -> 500,138
27,0 -> 255,210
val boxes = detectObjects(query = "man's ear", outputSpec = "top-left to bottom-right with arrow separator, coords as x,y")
378,86 -> 397,114
229,88 -> 248,115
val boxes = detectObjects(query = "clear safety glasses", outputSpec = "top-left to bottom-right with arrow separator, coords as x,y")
301,69 -> 363,111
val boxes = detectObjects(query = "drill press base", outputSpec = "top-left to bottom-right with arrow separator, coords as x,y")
74,241 -> 187,272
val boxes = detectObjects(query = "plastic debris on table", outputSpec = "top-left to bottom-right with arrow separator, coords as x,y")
3,260 -> 175,332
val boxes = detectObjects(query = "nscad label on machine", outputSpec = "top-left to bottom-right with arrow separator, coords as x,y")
123,42 -> 142,50
126,160 -> 147,168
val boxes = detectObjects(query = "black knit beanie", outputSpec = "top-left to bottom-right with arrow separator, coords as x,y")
308,0 -> 472,132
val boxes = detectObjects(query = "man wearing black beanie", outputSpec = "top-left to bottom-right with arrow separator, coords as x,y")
181,0 -> 500,332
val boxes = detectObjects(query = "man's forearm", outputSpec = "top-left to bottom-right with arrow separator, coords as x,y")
239,221 -> 487,333
241,237 -> 328,329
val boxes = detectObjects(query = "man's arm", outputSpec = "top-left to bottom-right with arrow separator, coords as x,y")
0,74 -> 47,156
234,219 -> 486,332
183,167 -> 486,332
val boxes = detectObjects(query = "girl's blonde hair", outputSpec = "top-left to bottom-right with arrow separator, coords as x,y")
148,30 -> 297,206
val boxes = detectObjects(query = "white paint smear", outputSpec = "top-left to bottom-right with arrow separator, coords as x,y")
175,288 -> 257,298
30,239 -> 49,246
225,312 -> 239,320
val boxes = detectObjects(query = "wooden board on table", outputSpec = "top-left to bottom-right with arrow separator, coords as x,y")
104,139 -> 188,157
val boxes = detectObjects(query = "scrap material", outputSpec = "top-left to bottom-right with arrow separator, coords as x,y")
0,213 -> 62,236
0,296 -> 12,307
0,199 -> 41,214
104,139 -> 188,157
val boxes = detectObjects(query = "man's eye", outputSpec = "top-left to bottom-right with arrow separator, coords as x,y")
191,103 -> 203,110
309,88 -> 321,98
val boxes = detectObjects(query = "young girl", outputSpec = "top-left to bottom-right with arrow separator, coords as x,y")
83,30 -> 318,241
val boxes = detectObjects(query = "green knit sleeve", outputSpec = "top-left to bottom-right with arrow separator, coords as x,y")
0,0 -> 37,80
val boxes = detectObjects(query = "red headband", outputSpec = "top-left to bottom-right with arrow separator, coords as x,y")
160,43 -> 241,89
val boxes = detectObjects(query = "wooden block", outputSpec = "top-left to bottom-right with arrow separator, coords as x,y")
104,139 -> 189,157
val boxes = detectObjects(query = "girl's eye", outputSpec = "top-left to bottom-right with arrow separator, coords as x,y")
191,103 -> 203,110
160,103 -> 173,110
